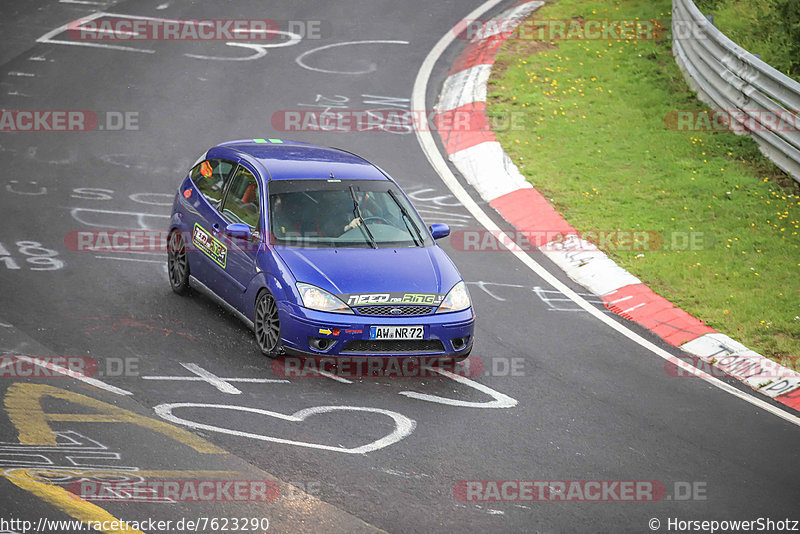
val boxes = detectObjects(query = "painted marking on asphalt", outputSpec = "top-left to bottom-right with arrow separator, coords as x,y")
4,383 -> 225,452
400,367 -> 517,408
315,369 -> 353,384
154,403 -> 415,454
185,33 -> 302,61
37,13 -> 155,54
2,469 -> 144,534
405,186 -> 464,207
295,40 -> 410,74
6,181 -> 47,196
412,0 -> 800,427
128,192 -> 173,206
142,363 -> 290,394
11,356 -> 131,396
94,256 -> 163,264
69,207 -> 169,230
531,285 -> 605,312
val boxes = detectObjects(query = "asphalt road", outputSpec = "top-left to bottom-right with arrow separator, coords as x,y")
0,1 -> 798,533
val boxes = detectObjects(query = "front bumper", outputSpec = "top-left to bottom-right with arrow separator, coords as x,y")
278,302 -> 475,357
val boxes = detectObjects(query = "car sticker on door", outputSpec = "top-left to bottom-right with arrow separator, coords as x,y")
192,223 -> 227,268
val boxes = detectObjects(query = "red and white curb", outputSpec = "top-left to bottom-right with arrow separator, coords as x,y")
434,0 -> 800,410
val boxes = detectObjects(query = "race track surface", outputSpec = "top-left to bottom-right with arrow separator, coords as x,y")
0,1 -> 798,533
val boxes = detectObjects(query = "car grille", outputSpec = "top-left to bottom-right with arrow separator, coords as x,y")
342,340 -> 445,354
354,305 -> 434,316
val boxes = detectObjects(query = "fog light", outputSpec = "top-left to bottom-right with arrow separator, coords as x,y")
451,336 -> 469,350
309,338 -> 331,351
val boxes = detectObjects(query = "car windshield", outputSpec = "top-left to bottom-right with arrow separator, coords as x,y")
269,179 -> 429,248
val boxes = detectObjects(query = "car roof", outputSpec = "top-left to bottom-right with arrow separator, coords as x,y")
213,139 -> 388,181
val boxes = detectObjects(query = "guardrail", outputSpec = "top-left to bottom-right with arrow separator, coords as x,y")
672,0 -> 800,183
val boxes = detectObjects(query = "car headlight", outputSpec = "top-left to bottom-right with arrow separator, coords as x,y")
436,281 -> 471,313
296,283 -> 353,314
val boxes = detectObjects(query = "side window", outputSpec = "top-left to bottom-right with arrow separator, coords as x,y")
220,166 -> 260,229
190,159 -> 235,209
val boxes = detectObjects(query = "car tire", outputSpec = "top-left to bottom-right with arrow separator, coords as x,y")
167,230 -> 190,295
254,289 -> 281,358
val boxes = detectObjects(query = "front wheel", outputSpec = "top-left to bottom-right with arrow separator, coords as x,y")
254,290 -> 281,358
167,230 -> 190,295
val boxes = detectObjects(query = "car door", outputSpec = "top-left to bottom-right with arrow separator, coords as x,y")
185,158 -> 236,289
215,162 -> 264,312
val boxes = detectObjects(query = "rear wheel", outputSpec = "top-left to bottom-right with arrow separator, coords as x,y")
255,290 -> 281,358
167,230 -> 190,295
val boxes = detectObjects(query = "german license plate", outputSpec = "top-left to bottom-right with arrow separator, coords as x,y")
369,326 -> 424,340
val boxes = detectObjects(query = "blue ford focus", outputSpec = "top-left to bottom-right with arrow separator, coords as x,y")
167,139 -> 474,359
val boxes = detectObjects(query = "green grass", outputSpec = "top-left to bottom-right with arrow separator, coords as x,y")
693,0 -> 800,80
487,0 -> 800,366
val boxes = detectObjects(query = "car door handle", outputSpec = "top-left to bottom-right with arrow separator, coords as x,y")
212,223 -> 220,233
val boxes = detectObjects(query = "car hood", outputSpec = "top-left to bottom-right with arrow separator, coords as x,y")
274,246 -> 462,297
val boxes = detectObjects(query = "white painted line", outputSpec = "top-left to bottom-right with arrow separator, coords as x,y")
7,72 -> 35,77
295,40 -> 410,74
316,369 -> 353,384
141,363 -> 290,394
36,12 -> 155,54
154,403 -> 416,454
620,302 -> 646,315
411,0 -> 800,427
413,208 -> 472,218
14,356 -> 132,396
399,367 -> 517,408
94,256 -> 163,264
180,363 -> 242,394
85,249 -> 163,255
60,0 -> 109,5
90,28 -> 143,37
69,207 -> 170,230
606,295 -> 634,305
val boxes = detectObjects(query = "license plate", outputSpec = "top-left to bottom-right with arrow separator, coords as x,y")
369,326 -> 424,340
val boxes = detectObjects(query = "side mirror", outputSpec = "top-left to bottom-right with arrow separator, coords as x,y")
429,223 -> 450,240
225,223 -> 252,240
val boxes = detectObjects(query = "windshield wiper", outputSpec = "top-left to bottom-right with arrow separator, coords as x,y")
349,185 -> 378,249
388,189 -> 422,247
